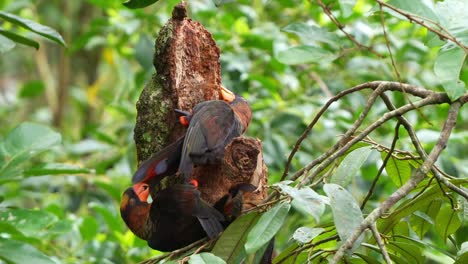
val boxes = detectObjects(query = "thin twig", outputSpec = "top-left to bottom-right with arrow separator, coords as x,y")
361,121 -> 401,209
314,0 -> 383,58
370,223 -> 392,264
331,100 -> 462,263
139,238 -> 208,264
297,91 -> 450,186
376,0 -> 468,53
380,93 -> 468,200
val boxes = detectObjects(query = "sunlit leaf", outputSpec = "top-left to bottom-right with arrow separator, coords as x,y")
24,163 -> 91,177
331,146 -> 373,187
282,23 -> 339,47
0,208 -> 57,237
386,0 -> 438,21
324,184 -> 364,250
245,202 -> 290,254
0,237 -> 55,264
292,227 -> 325,245
0,34 -> 15,53
434,46 -> 466,100
275,181 -> 327,222
0,29 -> 39,49
276,45 -> 337,65
0,122 -> 61,180
188,253 -> 226,264
340,0 -> 357,18
0,11 -> 65,46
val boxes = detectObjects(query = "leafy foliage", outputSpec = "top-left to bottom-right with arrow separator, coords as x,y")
0,0 -> 467,263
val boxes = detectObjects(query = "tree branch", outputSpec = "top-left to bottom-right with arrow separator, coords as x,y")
331,100 -> 462,263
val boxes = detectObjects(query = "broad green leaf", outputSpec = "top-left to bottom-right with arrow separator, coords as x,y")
383,153 -> 412,187
340,0 -> 357,18
0,29 -> 39,49
89,202 -> 124,233
276,45 -> 337,65
282,23 -> 339,47
189,253 -> 226,264
0,122 -> 61,180
273,244 -> 299,264
434,46 -> 466,100
79,216 -> 99,241
24,163 -> 91,177
435,205 -> 462,241
435,0 -> 468,46
323,184 -> 364,249
0,237 -> 55,264
455,242 -> 468,264
330,146 -> 373,187
0,11 -> 65,46
275,181 -> 327,222
0,208 -> 57,237
387,0 -> 438,21
123,0 -> 159,9
212,212 -> 260,264
387,240 -> 424,263
19,80 -> 44,98
292,227 -> 325,245
135,34 -> 153,70
410,200 -> 441,239
245,202 -> 291,254
378,179 -> 466,234
0,34 -> 15,53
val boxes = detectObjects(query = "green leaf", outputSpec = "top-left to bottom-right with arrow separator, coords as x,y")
292,227 -> 325,245
323,184 -> 364,249
0,34 -> 15,53
0,122 -> 61,180
0,237 -> 55,264
340,0 -> 357,18
435,0 -> 468,46
383,153 -> 412,187
135,34 -> 154,70
0,29 -> 39,49
378,179 -> 466,234
0,11 -> 65,46
276,45 -> 337,65
282,23 -> 339,47
331,146 -> 373,187
387,240 -> 424,263
245,202 -> 291,254
79,216 -> 99,241
19,80 -> 44,98
189,253 -> 226,264
410,200 -> 441,239
212,212 -> 260,264
455,242 -> 468,264
386,0 -> 438,21
435,205 -> 462,241
24,163 -> 91,177
0,208 -> 58,237
434,46 -> 466,100
275,181 -> 327,222
122,0 -> 159,9
89,202 -> 124,233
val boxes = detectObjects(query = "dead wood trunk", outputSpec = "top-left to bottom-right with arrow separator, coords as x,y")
133,2 -> 267,210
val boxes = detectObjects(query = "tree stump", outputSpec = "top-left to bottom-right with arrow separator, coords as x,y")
134,2 -> 267,212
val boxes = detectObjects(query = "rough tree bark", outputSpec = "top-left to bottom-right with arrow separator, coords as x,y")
133,2 -> 267,209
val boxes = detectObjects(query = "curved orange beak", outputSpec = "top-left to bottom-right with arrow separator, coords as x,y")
220,86 -> 235,103
133,182 -> 150,202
